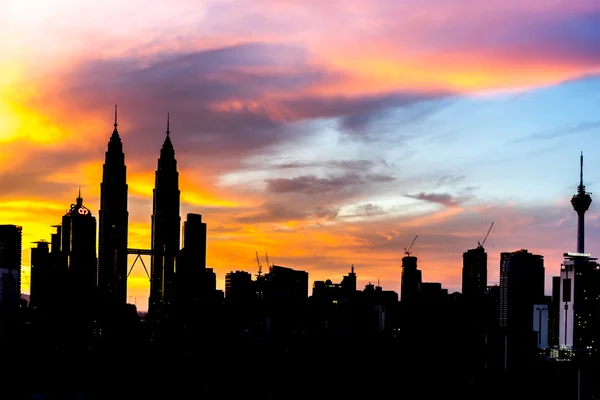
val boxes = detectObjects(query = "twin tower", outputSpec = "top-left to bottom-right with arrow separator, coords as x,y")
98,106 -> 180,316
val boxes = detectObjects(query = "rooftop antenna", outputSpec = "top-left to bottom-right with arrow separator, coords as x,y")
114,104 -> 118,129
166,112 -> 170,136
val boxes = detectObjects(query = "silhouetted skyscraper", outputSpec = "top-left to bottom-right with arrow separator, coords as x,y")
150,114 -> 181,318
499,249 -> 545,372
225,271 -> 253,304
30,240 -> 51,309
0,225 -> 22,308
571,152 -> 592,254
178,213 -> 207,305
61,192 -> 97,307
462,246 -> 487,300
98,105 -> 129,306
401,255 -> 421,304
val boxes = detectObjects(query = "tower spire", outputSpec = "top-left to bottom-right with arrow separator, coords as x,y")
579,151 -> 584,191
114,105 -> 118,130
166,113 -> 170,136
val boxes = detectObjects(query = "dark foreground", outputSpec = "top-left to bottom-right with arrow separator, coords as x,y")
2,337 -> 593,400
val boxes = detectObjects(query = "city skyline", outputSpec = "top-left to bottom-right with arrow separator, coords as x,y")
2,1 -> 600,311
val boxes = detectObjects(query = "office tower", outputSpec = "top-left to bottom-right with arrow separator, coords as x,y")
0,225 -> 22,308
178,213 -> 207,306
557,154 -> 600,351
29,240 -> 51,309
225,271 -> 253,304
61,192 -> 97,307
462,246 -> 487,300
149,114 -> 181,318
401,255 -> 421,304
263,265 -> 309,303
98,106 -> 129,306
341,265 -> 357,298
499,249 -> 545,371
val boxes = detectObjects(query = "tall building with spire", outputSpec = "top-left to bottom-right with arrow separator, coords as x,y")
571,152 -> 592,254
557,152 -> 600,353
61,191 -> 97,308
98,105 -> 129,306
149,114 -> 181,318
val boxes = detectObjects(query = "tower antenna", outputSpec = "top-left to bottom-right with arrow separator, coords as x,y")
114,104 -> 118,129
166,113 -> 170,136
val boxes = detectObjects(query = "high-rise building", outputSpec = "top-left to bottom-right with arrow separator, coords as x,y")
149,114 -> 181,318
29,240 -> 51,309
401,255 -> 421,304
98,106 -> 129,306
0,225 -> 22,308
499,249 -> 545,371
61,192 -> 97,307
225,271 -> 253,304
462,246 -> 487,300
263,265 -> 309,303
557,153 -> 600,352
178,213 -> 207,306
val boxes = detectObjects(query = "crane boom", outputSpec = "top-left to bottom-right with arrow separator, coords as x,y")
256,251 -> 262,276
404,235 -> 419,256
479,222 -> 494,248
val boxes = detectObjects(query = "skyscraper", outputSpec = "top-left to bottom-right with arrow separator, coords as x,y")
30,240 -> 51,309
98,105 -> 129,306
0,225 -> 22,308
178,213 -> 207,306
499,249 -> 545,371
400,255 -> 421,304
149,114 -> 181,318
61,192 -> 97,308
557,153 -> 600,352
462,246 -> 487,300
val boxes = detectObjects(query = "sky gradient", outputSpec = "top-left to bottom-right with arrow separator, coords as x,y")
2,0 -> 600,311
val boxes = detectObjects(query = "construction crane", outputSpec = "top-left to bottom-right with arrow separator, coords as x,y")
478,222 -> 494,248
265,253 -> 271,270
256,251 -> 262,277
404,235 -> 418,256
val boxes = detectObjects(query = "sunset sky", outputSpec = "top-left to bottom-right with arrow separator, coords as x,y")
2,0 -> 600,311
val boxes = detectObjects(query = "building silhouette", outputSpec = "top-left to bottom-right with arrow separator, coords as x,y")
556,154 -> 600,352
97,105 -> 129,306
225,270 -> 254,304
571,152 -> 592,254
400,254 -> 421,304
149,114 -> 181,319
499,249 -> 545,372
178,213 -> 209,306
29,240 -> 51,309
61,192 -> 97,308
0,225 -> 22,308
462,246 -> 487,301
